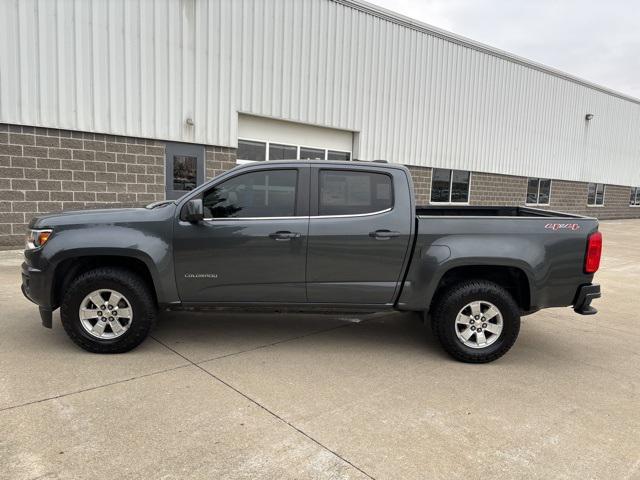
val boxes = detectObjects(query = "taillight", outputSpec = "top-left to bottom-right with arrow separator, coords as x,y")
584,231 -> 602,274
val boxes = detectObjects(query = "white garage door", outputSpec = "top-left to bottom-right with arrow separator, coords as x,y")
237,114 -> 353,163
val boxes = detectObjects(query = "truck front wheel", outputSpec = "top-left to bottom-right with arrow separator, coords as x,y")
430,280 -> 521,363
60,267 -> 157,353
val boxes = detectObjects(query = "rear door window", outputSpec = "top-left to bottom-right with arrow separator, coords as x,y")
318,170 -> 393,216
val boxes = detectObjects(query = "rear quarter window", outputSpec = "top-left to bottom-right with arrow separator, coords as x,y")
319,170 -> 393,216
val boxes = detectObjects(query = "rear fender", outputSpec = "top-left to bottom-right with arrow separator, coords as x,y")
396,236 -> 538,311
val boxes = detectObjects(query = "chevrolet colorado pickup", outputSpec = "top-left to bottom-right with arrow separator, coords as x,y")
21,160 -> 602,363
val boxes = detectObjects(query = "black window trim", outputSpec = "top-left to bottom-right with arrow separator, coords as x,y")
200,167 -> 306,221
525,177 -> 552,206
312,167 -> 395,218
429,168 -> 472,205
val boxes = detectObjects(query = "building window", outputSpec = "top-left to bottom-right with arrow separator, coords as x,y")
203,169 -> 298,218
327,150 -> 351,161
587,183 -> 606,206
430,169 -> 470,203
173,156 -> 198,191
239,139 -> 352,163
630,187 -> 640,206
526,178 -> 551,205
300,147 -> 325,160
268,143 -> 297,160
237,139 -> 267,162
319,170 -> 392,216
165,142 -> 205,200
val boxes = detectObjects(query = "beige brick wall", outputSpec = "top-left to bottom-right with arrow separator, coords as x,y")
205,146 -> 237,179
406,166 -> 431,205
469,172 -> 528,206
538,180 -> 640,220
407,165 -> 640,220
0,124 -> 166,247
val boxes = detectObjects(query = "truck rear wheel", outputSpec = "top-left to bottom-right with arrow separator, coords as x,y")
60,267 -> 157,353
430,280 -> 520,363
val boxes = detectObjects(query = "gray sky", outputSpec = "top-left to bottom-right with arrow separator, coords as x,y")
368,0 -> 640,99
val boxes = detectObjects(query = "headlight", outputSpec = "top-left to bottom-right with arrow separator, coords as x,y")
25,229 -> 53,250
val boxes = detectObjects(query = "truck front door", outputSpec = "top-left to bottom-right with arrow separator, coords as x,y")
306,166 -> 413,304
173,166 -> 309,303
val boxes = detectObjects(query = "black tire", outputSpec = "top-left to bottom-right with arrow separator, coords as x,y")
60,267 -> 157,353
430,280 -> 520,363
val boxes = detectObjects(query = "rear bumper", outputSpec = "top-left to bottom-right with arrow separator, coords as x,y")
573,283 -> 601,315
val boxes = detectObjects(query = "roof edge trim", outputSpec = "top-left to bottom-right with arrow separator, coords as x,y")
334,0 -> 640,106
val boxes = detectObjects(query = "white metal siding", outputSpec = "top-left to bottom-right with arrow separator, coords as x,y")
1,0 -> 639,185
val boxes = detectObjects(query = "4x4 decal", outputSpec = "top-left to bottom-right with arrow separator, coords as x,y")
545,223 -> 581,231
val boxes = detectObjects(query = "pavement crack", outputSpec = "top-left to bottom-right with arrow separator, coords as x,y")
150,335 -> 376,480
0,363 -> 191,413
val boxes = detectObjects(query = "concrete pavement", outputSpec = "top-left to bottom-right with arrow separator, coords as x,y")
1,220 -> 639,479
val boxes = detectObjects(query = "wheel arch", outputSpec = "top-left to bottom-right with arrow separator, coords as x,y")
52,253 -> 159,309
430,264 -> 532,312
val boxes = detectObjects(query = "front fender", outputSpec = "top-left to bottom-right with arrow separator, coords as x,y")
28,225 -> 179,307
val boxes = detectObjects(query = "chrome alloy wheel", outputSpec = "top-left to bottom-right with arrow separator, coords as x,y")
455,300 -> 503,349
79,289 -> 133,339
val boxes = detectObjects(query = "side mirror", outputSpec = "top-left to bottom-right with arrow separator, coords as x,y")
183,198 -> 204,223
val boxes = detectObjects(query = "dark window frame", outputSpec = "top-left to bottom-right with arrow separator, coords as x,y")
525,177 -> 552,206
630,187 -> 640,206
430,168 -> 471,204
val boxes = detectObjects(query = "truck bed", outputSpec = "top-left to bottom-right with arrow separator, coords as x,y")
416,205 -> 581,218
398,205 -> 598,313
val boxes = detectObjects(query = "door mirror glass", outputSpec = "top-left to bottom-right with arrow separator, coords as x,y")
183,198 -> 204,222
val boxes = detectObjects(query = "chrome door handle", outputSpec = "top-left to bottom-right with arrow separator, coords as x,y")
369,229 -> 400,240
269,231 -> 301,241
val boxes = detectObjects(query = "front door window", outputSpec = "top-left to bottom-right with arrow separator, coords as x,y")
203,169 -> 298,218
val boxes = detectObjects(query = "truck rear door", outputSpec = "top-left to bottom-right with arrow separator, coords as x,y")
306,165 -> 413,304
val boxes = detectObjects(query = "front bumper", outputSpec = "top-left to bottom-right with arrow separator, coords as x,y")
573,283 -> 601,315
21,261 -> 54,327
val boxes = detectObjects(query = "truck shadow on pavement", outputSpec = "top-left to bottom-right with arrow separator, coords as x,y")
150,309 -> 449,364
147,309 -> 570,367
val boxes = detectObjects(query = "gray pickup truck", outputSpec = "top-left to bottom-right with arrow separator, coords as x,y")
21,160 -> 602,363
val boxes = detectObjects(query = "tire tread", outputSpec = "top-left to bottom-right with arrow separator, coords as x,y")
431,280 -> 520,363
60,267 -> 156,353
